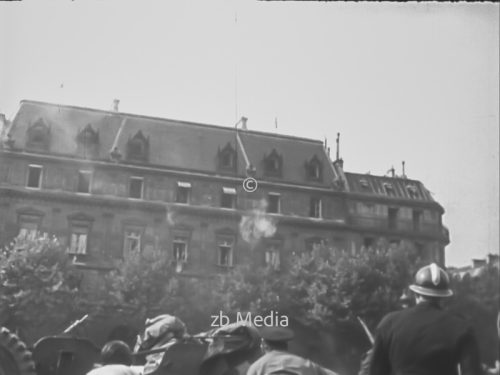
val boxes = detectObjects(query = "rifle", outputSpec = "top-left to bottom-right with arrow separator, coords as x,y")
357,316 -> 374,345
63,314 -> 89,334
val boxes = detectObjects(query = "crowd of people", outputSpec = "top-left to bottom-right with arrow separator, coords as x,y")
86,263 -> 499,375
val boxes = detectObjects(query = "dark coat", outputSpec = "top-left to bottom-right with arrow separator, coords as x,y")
368,301 -> 483,375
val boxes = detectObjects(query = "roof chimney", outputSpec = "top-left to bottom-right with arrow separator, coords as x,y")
401,161 -> 407,179
112,99 -> 120,112
488,253 -> 499,265
241,117 -> 248,130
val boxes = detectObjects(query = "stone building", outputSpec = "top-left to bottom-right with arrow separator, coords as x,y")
0,100 -> 449,275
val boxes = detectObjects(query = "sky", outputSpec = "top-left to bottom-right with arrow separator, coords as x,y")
0,1 -> 498,267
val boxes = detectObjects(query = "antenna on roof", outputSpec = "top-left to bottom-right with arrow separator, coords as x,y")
336,133 -> 340,161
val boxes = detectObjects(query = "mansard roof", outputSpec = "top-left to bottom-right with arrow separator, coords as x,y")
344,172 -> 435,202
8,100 -> 337,187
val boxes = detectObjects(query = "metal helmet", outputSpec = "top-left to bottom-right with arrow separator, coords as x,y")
409,263 -> 453,298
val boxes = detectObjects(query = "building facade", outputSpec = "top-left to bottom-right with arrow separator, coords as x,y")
0,100 -> 449,275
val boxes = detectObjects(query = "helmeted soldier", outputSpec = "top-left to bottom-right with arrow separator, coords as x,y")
246,326 -> 339,375
367,263 -> 483,375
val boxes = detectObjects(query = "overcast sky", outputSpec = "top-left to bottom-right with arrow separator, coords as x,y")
0,1 -> 498,267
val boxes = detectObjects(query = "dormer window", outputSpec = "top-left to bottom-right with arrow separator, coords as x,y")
383,182 -> 396,196
406,185 -> 418,199
360,179 -> 371,191
217,143 -> 236,171
126,130 -> 149,162
263,149 -> 282,177
26,118 -> 50,151
76,124 -> 99,158
305,155 -> 322,181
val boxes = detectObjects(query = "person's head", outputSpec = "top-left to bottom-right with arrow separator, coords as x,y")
101,340 -> 133,366
409,263 -> 453,304
258,327 -> 294,353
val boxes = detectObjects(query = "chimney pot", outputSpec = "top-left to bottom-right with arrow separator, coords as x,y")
112,99 -> 120,112
488,254 -> 499,265
241,117 -> 248,130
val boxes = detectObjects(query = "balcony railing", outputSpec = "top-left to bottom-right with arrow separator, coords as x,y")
349,216 -> 444,237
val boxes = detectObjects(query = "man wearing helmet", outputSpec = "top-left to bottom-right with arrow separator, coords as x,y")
367,263 -> 483,375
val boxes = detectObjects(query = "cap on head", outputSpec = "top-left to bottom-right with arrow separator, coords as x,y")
409,263 -> 453,298
259,327 -> 294,343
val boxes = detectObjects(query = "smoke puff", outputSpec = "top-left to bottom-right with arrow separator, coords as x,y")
239,199 -> 277,245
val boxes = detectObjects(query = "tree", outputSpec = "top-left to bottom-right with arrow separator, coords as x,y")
101,250 -> 179,322
0,234 -> 87,343
448,262 -> 500,366
214,242 -> 423,330
210,242 -> 424,375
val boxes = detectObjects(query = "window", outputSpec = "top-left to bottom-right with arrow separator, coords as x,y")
412,210 -> 422,232
68,228 -> 89,255
217,237 -> 234,267
384,183 -> 396,197
67,213 -> 93,256
173,237 -> 188,262
26,165 -> 42,188
221,153 -> 234,168
18,222 -> 39,240
17,208 -> 44,240
305,238 -> 323,253
76,123 -> 99,158
221,187 -> 236,208
363,237 -> 375,249
218,143 -> 236,170
309,164 -> 320,180
263,149 -> 282,176
26,118 -> 50,151
176,182 -> 191,204
360,179 -> 371,191
123,229 -> 141,254
305,156 -> 322,181
267,193 -> 280,213
77,171 -> 92,194
309,197 -> 322,218
126,130 -> 149,162
388,207 -> 398,230
266,158 -> 279,173
407,185 -> 418,199
129,177 -> 143,199
265,244 -> 280,270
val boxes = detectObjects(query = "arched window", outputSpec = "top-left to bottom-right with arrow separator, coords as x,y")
305,155 -> 322,181
126,130 -> 149,162
217,143 -> 236,171
26,118 -> 50,151
263,149 -> 283,177
76,123 -> 99,158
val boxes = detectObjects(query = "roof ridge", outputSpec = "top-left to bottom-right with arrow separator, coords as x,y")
19,99 -> 324,145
